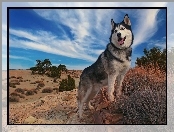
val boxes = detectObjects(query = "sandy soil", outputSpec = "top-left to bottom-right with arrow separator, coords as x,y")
8,70 -> 122,124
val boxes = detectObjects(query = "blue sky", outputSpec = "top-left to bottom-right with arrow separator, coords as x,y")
2,3 -> 169,70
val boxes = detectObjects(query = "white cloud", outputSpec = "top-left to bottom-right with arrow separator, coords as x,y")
132,9 -> 162,48
9,31 -> 96,62
2,2 -> 169,70
10,29 -> 39,42
147,37 -> 166,49
9,55 -> 33,61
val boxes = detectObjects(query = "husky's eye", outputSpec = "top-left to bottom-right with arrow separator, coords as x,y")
120,27 -> 125,30
114,30 -> 117,33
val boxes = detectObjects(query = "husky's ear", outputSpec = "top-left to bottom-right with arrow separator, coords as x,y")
123,14 -> 131,26
111,19 -> 115,30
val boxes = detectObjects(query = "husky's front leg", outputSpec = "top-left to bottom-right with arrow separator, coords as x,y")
116,74 -> 125,97
116,68 -> 129,97
108,74 -> 117,102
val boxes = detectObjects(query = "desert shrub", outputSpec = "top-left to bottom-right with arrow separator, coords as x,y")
53,88 -> 59,91
19,94 -> 25,99
10,92 -> 25,99
37,82 -> 45,87
23,88 -> 28,91
30,82 -> 36,84
17,76 -> 23,79
9,83 -> 15,87
122,65 -> 165,96
114,65 -> 166,124
32,89 -> 38,94
19,79 -> 23,82
15,88 -> 25,94
9,96 -> 20,102
59,75 -> 75,92
10,76 -> 16,78
10,92 -> 21,97
25,90 -> 34,96
35,80 -> 41,83
16,82 -> 20,85
116,84 -> 166,124
42,87 -> 53,93
10,79 -> 20,85
35,87 -> 41,91
12,85 -> 16,88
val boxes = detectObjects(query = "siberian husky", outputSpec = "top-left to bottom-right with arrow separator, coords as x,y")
77,14 -> 134,118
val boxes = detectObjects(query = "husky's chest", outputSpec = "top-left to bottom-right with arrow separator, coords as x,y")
112,59 -> 131,71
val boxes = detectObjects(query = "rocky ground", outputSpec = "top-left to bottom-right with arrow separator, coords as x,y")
8,70 -> 123,124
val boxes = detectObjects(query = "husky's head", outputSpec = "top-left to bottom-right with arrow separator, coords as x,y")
110,14 -> 134,49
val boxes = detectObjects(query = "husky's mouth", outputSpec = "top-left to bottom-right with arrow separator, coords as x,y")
118,36 -> 126,45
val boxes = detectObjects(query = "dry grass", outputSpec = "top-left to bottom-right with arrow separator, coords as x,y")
15,88 -> 25,94
37,82 -> 45,87
10,76 -> 16,79
42,87 -> 53,93
25,90 -> 35,96
9,96 -> 20,102
9,79 -> 20,88
17,76 -> 23,79
10,92 -> 25,99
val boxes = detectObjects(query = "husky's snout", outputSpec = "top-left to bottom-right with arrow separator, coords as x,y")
117,32 -> 126,45
117,32 -> 121,38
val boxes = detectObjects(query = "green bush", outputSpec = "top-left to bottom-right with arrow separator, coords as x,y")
29,59 -> 68,79
59,75 -> 75,92
136,47 -> 166,72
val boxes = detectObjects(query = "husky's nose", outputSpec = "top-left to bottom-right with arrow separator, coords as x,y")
117,32 -> 121,38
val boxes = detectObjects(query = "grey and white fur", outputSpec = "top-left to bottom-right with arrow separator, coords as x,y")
77,14 -> 134,118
